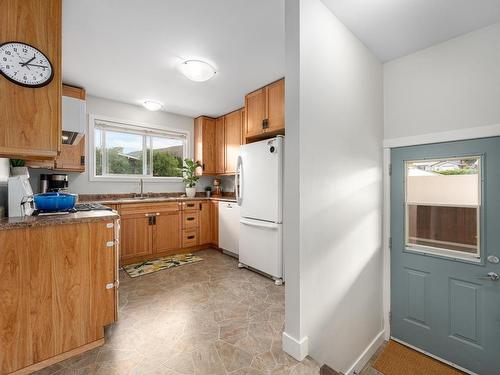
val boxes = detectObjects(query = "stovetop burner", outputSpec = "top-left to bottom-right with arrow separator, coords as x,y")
32,203 -> 112,216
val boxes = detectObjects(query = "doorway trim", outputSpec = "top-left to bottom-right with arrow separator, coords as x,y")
382,122 -> 500,341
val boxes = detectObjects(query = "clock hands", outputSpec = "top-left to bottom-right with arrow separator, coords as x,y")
18,62 -> 48,69
21,54 -> 36,67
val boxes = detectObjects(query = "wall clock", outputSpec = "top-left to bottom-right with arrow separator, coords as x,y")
0,41 -> 54,88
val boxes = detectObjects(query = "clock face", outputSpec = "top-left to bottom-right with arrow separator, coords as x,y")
0,42 -> 54,88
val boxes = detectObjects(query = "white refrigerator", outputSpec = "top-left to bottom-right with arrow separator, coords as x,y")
236,136 -> 283,284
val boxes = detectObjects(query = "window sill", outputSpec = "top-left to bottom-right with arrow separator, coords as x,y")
89,175 -> 184,183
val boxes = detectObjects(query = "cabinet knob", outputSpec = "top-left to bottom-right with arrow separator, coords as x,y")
106,241 -> 114,248
262,119 -> 269,129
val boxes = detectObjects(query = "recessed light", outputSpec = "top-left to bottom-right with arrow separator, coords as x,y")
179,60 -> 217,82
142,100 -> 163,111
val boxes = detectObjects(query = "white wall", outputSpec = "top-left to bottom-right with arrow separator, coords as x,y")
28,95 -> 215,195
284,0 -> 384,373
384,22 -> 500,141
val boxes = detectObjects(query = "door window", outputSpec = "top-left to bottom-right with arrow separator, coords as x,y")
405,157 -> 481,260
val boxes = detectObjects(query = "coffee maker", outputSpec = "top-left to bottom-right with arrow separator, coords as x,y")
47,174 -> 69,192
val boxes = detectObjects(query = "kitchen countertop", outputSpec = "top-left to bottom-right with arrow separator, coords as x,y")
0,210 -> 119,231
79,194 -> 237,205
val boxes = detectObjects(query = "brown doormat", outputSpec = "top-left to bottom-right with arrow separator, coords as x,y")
373,340 -> 466,375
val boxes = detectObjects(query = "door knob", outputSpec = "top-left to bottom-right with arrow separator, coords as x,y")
478,272 -> 499,281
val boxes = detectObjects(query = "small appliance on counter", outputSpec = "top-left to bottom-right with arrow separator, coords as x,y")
8,175 -> 35,217
39,173 -> 49,193
47,174 -> 69,192
213,178 -> 222,197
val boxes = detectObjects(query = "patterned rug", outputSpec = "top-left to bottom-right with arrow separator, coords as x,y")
123,253 -> 203,278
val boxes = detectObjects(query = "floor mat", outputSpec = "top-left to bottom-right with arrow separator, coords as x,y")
373,340 -> 466,375
123,253 -> 202,278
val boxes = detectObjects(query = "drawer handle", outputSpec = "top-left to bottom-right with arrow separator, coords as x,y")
187,204 -> 195,207
105,282 -> 115,290
187,217 -> 195,221
106,223 -> 114,228
187,235 -> 195,239
106,241 -> 114,248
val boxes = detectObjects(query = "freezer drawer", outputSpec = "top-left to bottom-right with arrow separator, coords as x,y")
239,218 -> 282,279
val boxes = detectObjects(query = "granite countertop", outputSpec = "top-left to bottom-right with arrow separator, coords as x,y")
78,193 -> 237,205
0,210 -> 120,231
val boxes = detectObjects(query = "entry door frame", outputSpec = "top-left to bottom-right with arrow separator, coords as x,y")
382,123 -> 500,344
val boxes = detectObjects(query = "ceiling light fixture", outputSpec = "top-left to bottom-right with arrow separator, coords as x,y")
142,100 -> 163,111
179,60 -> 217,82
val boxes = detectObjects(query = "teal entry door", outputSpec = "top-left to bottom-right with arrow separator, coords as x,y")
391,137 -> 500,374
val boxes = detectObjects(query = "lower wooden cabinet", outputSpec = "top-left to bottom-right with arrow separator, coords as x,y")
199,201 -> 211,245
0,220 -> 118,374
210,200 -> 219,247
154,210 -> 181,253
120,211 -> 152,260
118,200 -> 221,264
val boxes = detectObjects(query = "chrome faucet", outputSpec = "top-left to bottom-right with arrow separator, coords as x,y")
139,178 -> 144,198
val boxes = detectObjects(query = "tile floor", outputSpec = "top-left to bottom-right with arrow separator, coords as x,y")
33,249 -> 320,375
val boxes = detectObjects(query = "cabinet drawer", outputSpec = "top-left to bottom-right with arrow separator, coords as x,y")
182,229 -> 198,248
182,211 -> 199,228
182,201 -> 200,211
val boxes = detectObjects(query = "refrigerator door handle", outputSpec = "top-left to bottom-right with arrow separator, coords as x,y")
240,218 -> 279,229
236,155 -> 243,206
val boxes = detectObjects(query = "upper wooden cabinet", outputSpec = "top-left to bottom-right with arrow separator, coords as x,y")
194,116 -> 216,175
26,85 -> 86,172
0,0 -> 62,160
224,109 -> 243,174
244,78 -> 284,140
215,117 -> 225,174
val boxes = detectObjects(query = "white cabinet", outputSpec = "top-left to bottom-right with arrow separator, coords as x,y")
218,201 -> 240,257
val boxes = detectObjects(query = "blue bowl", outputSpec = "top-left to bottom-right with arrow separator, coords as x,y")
34,192 -> 78,211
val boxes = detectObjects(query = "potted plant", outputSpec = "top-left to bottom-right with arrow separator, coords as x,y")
180,159 -> 201,198
205,186 -> 212,198
10,159 -> 29,177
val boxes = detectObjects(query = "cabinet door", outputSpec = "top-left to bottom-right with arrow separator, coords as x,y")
54,136 -> 85,172
215,117 -> 225,174
90,221 -> 116,336
120,213 -> 151,260
199,201 -> 211,245
202,118 -> 216,174
245,88 -> 266,138
194,117 -> 203,173
211,201 -> 219,246
0,0 -> 62,159
225,109 -> 243,174
154,211 -> 181,253
266,79 -> 285,133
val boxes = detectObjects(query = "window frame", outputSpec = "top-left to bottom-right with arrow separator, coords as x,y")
89,114 -> 189,182
403,155 -> 483,263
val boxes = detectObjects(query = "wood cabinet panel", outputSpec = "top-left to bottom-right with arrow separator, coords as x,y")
245,88 -> 266,138
0,229 -> 31,374
224,109 -> 243,174
90,222 -> 116,335
211,201 -> 219,246
0,0 -> 62,159
266,79 -> 285,133
154,212 -> 181,253
199,201 -> 211,245
215,117 -> 225,174
55,136 -> 85,171
0,221 -> 118,374
194,117 -> 216,175
120,213 -> 151,259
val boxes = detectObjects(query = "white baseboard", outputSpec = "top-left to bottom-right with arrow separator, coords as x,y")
282,331 -> 309,361
344,330 -> 385,375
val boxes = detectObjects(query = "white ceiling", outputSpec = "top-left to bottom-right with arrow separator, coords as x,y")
322,0 -> 500,61
62,0 -> 285,118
